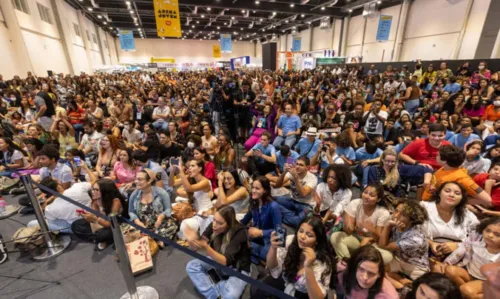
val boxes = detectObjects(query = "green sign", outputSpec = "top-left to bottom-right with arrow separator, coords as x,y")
316,57 -> 345,65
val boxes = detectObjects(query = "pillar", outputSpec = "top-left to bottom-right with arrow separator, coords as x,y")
392,0 -> 411,62
474,0 -> 500,58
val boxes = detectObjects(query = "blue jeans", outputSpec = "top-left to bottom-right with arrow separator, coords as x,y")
275,196 -> 311,228
186,259 -> 249,299
362,165 -> 371,187
272,135 -> 296,149
405,99 -> 420,117
28,218 -> 73,234
153,120 -> 169,131
73,124 -> 84,143
249,238 -> 271,264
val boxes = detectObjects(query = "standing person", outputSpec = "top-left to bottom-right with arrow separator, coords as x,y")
250,216 -> 337,299
336,246 -> 399,299
363,98 -> 388,141
33,84 -> 56,131
240,177 -> 282,264
272,103 -> 302,148
186,206 -> 251,299
235,80 -> 255,142
401,76 -> 422,116
399,124 -> 451,171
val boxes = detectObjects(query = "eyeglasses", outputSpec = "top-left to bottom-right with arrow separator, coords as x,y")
384,160 -> 397,164
92,188 -> 100,192
135,177 -> 147,182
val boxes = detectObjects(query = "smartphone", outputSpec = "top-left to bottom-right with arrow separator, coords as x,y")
76,209 -> 87,214
73,156 -> 81,166
286,157 -> 295,165
207,268 -> 222,284
170,158 -> 179,166
85,157 -> 92,168
275,225 -> 286,247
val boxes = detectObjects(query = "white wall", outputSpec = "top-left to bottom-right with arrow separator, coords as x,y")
116,38 -> 257,64
458,0 -> 491,59
0,21 -> 27,78
21,30 -> 70,75
312,26 -> 335,51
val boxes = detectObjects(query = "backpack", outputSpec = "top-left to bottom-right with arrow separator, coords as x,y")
0,177 -> 20,194
12,226 -> 47,253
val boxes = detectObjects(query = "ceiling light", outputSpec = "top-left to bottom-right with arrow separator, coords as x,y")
242,10 -> 245,13
255,0 -> 260,3
240,28 -> 243,30
217,26 -> 220,29
109,26 -> 112,29
87,7 -> 93,11
97,15 -> 102,19
129,10 -> 134,13
133,17 -> 137,21
253,10 -> 256,13
224,22 -> 227,25
273,12 -> 276,15
321,7 -> 325,10
201,14 -> 205,18
103,21 -> 107,24
285,20 -> 288,23
307,21 -> 311,24
377,0 -> 382,3
259,18 -> 263,22
135,23 -> 138,26
192,25 -> 195,28
207,7 -> 211,11
231,16 -> 235,20
189,30 -> 192,32
196,21 -> 199,23
301,14 -> 305,17
349,9 -> 353,12
290,4 -> 295,7
125,1 -> 131,5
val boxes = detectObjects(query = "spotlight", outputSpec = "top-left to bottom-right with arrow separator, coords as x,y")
290,4 -> 294,7
321,7 -> 325,10
88,7 -> 93,11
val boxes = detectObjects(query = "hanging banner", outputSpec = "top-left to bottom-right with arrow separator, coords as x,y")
150,57 -> 176,63
153,0 -> 182,38
212,44 -> 222,58
220,34 -> 232,53
291,37 -> 301,52
316,57 -> 346,66
376,15 -> 393,42
118,30 -> 135,51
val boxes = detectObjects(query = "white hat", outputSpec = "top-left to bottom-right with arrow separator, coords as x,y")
306,127 -> 318,136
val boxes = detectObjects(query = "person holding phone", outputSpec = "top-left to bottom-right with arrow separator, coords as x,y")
185,206 -> 251,299
250,216 -> 336,299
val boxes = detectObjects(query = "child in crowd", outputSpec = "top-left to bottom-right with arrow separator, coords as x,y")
444,217 -> 500,299
462,140 -> 489,176
473,162 -> 500,211
378,199 -> 430,292
421,144 -> 491,206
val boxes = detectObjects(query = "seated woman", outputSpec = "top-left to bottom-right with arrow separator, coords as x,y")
71,163 -> 128,250
213,170 -> 249,221
193,147 -> 216,190
201,124 -> 217,156
169,159 -> 213,239
128,169 -> 177,248
214,133 -> 235,171
50,117 -> 77,158
240,177 -> 282,264
245,103 -> 276,151
420,182 -> 479,272
185,206 -> 251,299
444,217 -> 500,299
407,272 -> 463,299
95,135 -> 121,178
0,137 -> 28,177
330,183 -> 393,265
378,199 -> 430,292
110,148 -> 139,190
313,164 -> 352,225
365,148 -> 432,197
103,117 -> 121,139
250,216 -> 336,299
336,245 -> 399,299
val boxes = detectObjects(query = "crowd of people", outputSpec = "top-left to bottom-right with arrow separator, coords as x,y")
1,60 -> 500,299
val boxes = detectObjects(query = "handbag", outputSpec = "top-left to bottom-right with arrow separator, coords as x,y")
172,202 -> 196,222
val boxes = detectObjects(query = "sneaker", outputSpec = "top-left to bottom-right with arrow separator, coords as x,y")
19,206 -> 34,215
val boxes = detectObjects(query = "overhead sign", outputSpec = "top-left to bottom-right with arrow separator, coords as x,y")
118,30 -> 135,51
376,15 -> 393,42
220,34 -> 232,53
292,37 -> 301,52
150,57 -> 175,63
302,57 -> 315,69
316,57 -> 345,66
212,44 -> 221,58
153,0 -> 182,38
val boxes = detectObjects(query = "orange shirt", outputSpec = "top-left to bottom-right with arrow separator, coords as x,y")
482,105 -> 500,121
363,103 -> 387,112
422,167 -> 483,201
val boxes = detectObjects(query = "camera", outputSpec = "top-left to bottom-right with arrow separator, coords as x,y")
321,144 -> 329,152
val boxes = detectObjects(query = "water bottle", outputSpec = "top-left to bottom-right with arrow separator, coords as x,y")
0,197 -> 6,214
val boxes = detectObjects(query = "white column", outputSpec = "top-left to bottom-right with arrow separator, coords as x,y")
391,0 -> 411,62
76,9 -> 94,74
340,16 -> 350,57
51,0 -> 74,75
453,0 -> 474,59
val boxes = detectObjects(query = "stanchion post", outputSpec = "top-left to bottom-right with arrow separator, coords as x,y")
19,175 -> 71,261
109,214 -> 158,299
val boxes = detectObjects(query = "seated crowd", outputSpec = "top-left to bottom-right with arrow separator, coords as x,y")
1,62 -> 500,299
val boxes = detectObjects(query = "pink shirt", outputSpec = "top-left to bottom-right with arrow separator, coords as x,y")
113,161 -> 139,184
336,262 -> 398,299
463,106 -> 485,118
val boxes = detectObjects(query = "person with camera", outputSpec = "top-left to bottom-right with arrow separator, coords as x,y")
244,131 -> 276,177
185,205 -> 251,299
234,80 -> 256,142
310,137 -> 345,175
250,216 -> 336,299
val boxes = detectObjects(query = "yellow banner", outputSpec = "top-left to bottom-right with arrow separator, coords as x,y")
150,57 -> 176,63
212,45 -> 221,58
153,0 -> 182,38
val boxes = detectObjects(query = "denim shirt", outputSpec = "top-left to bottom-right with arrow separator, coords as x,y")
128,186 -> 172,221
241,201 -> 282,239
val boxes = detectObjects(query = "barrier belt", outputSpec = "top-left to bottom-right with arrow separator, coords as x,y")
31,178 -> 297,299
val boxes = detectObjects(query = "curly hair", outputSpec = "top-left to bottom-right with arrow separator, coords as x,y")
475,216 -> 500,235
430,181 -> 468,225
282,216 -> 336,290
321,164 -> 352,190
394,198 -> 429,226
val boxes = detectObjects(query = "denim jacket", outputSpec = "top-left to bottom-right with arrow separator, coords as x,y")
240,201 -> 282,239
128,186 -> 172,221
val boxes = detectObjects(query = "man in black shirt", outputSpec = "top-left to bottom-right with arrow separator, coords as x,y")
159,131 -> 181,164
234,80 -> 256,142
33,83 -> 56,131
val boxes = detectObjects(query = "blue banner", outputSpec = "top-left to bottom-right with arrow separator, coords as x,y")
376,15 -> 393,41
292,37 -> 301,52
220,34 -> 232,53
119,30 -> 136,51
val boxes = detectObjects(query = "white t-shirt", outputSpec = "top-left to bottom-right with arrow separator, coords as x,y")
152,106 -> 170,121
45,182 -> 92,222
420,201 -> 479,242
363,110 -> 388,135
316,183 -> 352,215
467,240 -> 500,279
1,149 -> 27,166
345,198 -> 390,237
285,171 -> 318,205
80,131 -> 103,153
122,129 -> 142,144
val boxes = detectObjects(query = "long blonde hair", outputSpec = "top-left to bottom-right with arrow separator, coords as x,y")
379,148 -> 399,188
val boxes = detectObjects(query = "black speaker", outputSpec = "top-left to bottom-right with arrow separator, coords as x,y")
262,42 -> 277,71
47,70 -> 53,77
